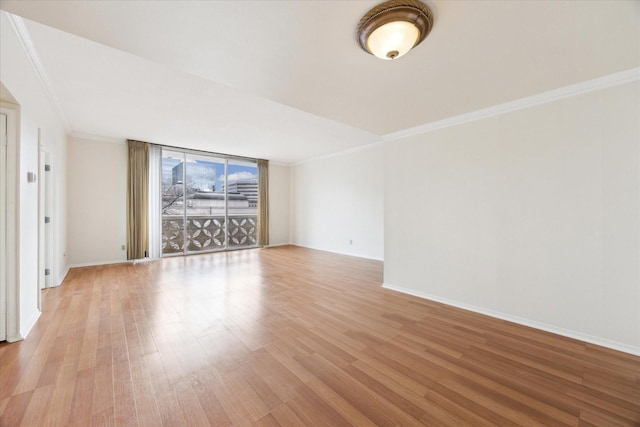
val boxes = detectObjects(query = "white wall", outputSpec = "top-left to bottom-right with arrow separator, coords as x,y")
67,141 -> 291,264
384,81 -> 640,353
1,13 -> 68,339
291,145 -> 384,260
67,137 -> 127,266
268,163 -> 291,246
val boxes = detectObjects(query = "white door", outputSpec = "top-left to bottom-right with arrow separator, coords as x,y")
39,149 -> 54,289
0,113 -> 7,341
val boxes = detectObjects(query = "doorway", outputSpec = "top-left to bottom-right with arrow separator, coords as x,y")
1,104 -> 19,342
0,113 -> 7,341
39,145 -> 54,294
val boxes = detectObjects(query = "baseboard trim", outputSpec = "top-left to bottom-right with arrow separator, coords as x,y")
293,244 -> 384,262
67,259 -> 130,269
264,243 -> 291,248
382,283 -> 640,356
19,309 -> 42,341
131,257 -> 160,264
56,266 -> 70,286
7,333 -> 23,343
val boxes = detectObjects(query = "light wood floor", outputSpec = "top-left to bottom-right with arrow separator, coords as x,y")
0,246 -> 638,426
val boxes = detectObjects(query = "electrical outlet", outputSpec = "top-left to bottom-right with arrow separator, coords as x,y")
121,245 -> 126,250
349,239 -> 353,245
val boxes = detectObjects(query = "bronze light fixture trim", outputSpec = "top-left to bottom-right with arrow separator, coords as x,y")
356,0 -> 434,60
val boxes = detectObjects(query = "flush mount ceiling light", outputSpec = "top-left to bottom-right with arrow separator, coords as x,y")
356,0 -> 433,60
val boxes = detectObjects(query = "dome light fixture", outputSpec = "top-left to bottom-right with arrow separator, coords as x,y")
356,0 -> 434,60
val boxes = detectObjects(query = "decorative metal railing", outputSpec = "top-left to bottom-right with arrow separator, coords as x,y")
162,215 -> 257,255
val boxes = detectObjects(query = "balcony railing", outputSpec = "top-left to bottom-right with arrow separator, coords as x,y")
162,215 -> 257,255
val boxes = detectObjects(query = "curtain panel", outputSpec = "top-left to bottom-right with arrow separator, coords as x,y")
126,140 -> 149,260
257,159 -> 269,246
148,145 -> 162,259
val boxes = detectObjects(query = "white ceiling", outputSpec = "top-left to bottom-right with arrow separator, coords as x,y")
1,1 -> 638,163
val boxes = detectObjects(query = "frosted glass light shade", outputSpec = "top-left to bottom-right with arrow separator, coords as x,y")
366,21 -> 420,60
356,0 -> 433,61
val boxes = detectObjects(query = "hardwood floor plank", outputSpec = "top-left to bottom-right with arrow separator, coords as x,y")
245,348 -> 305,403
579,408 -> 639,427
349,359 -> 470,425
583,370 -> 640,404
189,368 -> 233,427
427,382 -> 518,426
174,378 -> 211,427
1,246 -> 638,427
447,357 -> 579,425
68,368 -> 96,425
12,344 -> 51,395
567,387 -> 640,424
18,384 -> 55,426
253,412 -> 281,427
36,335 -> 69,388
0,390 -> 33,427
242,364 -> 284,412
129,355 -> 162,426
112,359 -> 137,427
286,383 -> 353,427
438,375 -> 572,426
0,341 -> 36,401
91,406 -> 115,427
91,346 -> 114,417
0,397 -> 9,415
46,373 -> 78,426
342,363 -> 426,422
198,329 -> 251,372
219,362 -> 272,421
298,376 -> 378,427
267,403 -> 309,427
351,353 -> 431,396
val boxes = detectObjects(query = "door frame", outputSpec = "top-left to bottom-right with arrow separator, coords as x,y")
39,140 -> 55,295
1,103 -> 19,342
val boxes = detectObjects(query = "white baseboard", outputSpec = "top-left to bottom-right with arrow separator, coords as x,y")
17,309 -> 42,341
67,259 -> 130,269
7,333 -> 23,343
265,243 -> 291,248
293,243 -> 384,262
131,257 -> 160,264
57,266 -> 70,286
382,283 -> 640,356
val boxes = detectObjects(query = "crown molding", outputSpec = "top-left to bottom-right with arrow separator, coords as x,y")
69,132 -> 126,145
293,67 -> 639,165
268,160 -> 291,167
293,139 -> 385,167
383,67 -> 640,142
6,13 -> 72,133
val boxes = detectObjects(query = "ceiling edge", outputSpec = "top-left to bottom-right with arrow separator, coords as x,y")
5,12 -> 72,133
383,67 -> 640,143
292,139 -> 385,167
69,132 -> 126,145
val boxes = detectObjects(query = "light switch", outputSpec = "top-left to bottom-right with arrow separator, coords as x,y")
27,172 -> 37,183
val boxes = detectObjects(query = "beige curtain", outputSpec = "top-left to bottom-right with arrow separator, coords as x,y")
257,159 -> 269,246
126,140 -> 149,260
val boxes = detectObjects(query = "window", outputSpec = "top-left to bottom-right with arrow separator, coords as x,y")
160,148 -> 258,256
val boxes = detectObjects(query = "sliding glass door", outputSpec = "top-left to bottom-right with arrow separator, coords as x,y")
161,149 -> 258,256
227,159 -> 258,249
